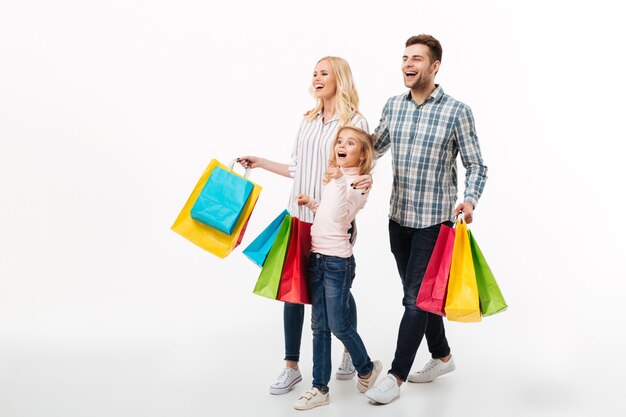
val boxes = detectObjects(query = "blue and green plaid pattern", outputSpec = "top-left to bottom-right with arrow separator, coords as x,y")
373,86 -> 487,229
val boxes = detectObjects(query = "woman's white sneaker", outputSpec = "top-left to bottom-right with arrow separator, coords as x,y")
335,351 -> 356,380
269,367 -> 302,395
407,357 -> 456,383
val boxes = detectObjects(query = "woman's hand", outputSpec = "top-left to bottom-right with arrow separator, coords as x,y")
351,174 -> 373,194
237,156 -> 264,169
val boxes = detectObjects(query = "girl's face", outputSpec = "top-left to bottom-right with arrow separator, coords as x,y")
312,60 -> 337,101
335,129 -> 364,168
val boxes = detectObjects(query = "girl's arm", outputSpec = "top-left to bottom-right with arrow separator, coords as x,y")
296,194 -> 319,214
343,178 -> 368,221
324,174 -> 367,224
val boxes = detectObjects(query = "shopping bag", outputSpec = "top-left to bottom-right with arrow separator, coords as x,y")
445,219 -> 481,322
469,230 -> 508,317
171,159 -> 261,258
253,215 -> 292,299
242,210 -> 290,267
277,217 -> 312,304
416,224 -> 456,316
190,162 -> 253,235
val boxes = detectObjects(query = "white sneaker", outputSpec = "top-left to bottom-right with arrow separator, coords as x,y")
407,357 -> 456,383
269,367 -> 302,395
365,374 -> 400,404
357,360 -> 383,393
336,351 -> 356,380
293,387 -> 329,410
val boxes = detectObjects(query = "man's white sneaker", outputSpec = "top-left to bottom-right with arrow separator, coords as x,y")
365,374 -> 400,404
407,357 -> 456,383
293,387 -> 329,411
357,360 -> 383,393
335,351 -> 356,380
269,367 -> 302,395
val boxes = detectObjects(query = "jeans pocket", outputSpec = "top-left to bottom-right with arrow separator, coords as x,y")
324,257 -> 349,273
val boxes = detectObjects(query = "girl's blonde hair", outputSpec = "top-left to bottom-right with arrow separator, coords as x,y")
305,56 -> 362,126
324,126 -> 376,184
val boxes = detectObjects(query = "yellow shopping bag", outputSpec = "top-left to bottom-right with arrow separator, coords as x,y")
171,159 -> 262,258
445,218 -> 481,322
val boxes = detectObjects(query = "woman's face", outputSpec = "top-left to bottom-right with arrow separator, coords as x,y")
312,59 -> 337,101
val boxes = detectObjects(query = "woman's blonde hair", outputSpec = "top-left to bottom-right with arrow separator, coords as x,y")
324,126 -> 376,184
305,56 -> 362,126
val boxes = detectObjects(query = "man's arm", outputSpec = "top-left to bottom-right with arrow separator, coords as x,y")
454,105 -> 488,223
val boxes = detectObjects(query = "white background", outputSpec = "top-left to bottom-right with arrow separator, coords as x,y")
1,1 -> 624,416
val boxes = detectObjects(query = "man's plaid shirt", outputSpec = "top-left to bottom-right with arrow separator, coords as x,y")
373,86 -> 488,229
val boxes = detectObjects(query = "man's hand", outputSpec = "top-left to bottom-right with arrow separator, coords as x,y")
453,201 -> 475,224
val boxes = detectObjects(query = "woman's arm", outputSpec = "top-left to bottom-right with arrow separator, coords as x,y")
237,156 -> 290,178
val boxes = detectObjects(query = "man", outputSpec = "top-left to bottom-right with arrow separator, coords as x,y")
365,34 -> 488,404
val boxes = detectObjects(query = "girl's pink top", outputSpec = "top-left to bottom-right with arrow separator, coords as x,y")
305,167 -> 368,258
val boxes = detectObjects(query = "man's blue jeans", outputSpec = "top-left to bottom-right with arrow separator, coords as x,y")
308,253 -> 372,393
388,219 -> 452,381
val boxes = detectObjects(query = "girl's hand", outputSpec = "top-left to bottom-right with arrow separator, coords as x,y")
351,174 -> 372,194
296,194 -> 310,206
237,156 -> 264,169
326,166 -> 343,180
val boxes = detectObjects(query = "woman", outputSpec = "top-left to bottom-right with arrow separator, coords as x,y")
239,56 -> 371,395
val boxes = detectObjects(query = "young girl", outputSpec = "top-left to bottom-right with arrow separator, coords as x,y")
239,57 -> 371,394
293,126 -> 381,410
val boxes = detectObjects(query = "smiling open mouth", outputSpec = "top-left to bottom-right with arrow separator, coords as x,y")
337,152 -> 347,157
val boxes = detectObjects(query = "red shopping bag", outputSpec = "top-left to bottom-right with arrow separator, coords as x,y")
277,217 -> 312,304
416,224 -> 456,316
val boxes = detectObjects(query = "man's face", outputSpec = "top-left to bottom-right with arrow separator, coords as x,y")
402,44 -> 439,90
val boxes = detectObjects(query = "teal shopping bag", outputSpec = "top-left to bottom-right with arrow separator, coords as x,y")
243,210 -> 289,267
190,162 -> 253,235
253,215 -> 292,300
468,230 -> 507,317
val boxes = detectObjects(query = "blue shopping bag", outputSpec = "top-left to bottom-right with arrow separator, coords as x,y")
243,210 -> 289,267
190,161 -> 253,235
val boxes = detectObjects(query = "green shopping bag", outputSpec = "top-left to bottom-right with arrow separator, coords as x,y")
253,215 -> 292,299
468,230 -> 507,317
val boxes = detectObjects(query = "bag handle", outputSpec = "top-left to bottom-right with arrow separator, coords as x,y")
453,212 -> 465,227
229,159 -> 251,179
